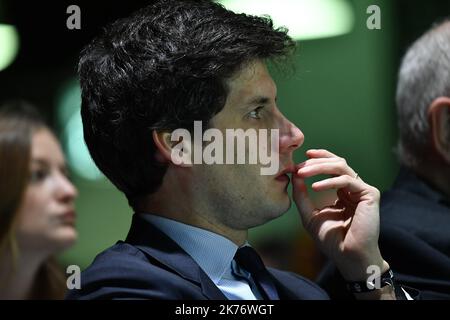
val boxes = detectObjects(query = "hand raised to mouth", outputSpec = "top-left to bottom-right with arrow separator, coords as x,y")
292,149 -> 389,284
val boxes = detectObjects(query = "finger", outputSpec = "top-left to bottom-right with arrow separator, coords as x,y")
296,157 -> 341,170
297,162 -> 357,179
304,150 -> 360,180
292,174 -> 317,227
311,175 -> 367,193
306,149 -> 339,159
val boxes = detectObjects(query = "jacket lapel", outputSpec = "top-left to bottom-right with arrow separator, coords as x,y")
125,214 -> 227,300
270,275 -> 299,299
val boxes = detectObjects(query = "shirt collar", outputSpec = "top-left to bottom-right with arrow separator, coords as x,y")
139,213 -> 242,284
395,166 -> 450,206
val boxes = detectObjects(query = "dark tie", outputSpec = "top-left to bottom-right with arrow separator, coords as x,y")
234,246 -> 280,300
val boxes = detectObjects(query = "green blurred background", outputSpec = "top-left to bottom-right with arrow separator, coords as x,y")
1,0 -> 449,276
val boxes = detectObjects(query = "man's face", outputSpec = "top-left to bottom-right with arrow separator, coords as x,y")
192,60 -> 304,230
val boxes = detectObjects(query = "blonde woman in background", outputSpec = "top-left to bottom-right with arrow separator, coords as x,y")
0,101 -> 78,299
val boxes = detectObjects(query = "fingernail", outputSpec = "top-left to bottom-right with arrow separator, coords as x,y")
297,167 -> 307,174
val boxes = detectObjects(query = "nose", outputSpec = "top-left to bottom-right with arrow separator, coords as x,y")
277,111 -> 304,153
56,173 -> 78,204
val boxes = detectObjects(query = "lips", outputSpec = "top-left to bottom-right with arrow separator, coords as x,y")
61,209 -> 76,225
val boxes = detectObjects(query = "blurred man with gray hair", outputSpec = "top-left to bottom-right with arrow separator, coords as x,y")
319,19 -> 450,300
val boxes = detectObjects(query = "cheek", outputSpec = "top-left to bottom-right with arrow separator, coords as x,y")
228,164 -> 266,189
17,187 -> 53,235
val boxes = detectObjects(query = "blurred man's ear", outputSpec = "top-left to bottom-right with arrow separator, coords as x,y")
152,130 -> 193,167
428,97 -> 450,164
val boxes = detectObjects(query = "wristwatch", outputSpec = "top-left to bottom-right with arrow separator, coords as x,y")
346,269 -> 395,293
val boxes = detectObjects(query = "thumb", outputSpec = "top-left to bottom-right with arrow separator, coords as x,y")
292,173 -> 316,228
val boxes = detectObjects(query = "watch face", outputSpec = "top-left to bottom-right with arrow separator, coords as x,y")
382,279 -> 394,287
380,270 -> 395,288
365,270 -> 394,290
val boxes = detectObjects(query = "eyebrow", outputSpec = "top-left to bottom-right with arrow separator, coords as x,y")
31,158 -> 68,171
31,158 -> 49,166
246,95 -> 277,106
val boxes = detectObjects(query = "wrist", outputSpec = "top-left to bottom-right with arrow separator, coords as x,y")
336,250 -> 389,281
347,266 -> 398,300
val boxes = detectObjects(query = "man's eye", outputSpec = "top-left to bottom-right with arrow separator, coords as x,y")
30,169 -> 49,183
248,107 -> 263,119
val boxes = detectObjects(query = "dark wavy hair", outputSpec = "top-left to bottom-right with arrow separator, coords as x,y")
79,0 -> 296,207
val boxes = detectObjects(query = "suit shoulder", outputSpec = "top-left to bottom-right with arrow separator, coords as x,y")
66,242 -> 190,300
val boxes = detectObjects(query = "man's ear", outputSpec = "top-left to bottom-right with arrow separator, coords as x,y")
428,97 -> 450,164
152,130 -> 193,167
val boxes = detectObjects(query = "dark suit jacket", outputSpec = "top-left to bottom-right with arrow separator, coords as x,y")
317,167 -> 450,299
66,214 -> 329,300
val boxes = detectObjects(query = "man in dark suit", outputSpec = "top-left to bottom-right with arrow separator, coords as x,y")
70,214 -> 329,299
318,20 -> 450,300
67,0 -> 404,300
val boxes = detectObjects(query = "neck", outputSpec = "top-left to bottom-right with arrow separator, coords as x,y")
0,249 -> 46,300
136,170 -> 248,246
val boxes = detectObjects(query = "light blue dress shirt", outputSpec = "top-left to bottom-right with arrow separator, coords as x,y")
140,213 -> 264,300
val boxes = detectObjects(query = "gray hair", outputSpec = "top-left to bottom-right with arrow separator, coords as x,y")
396,20 -> 450,168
